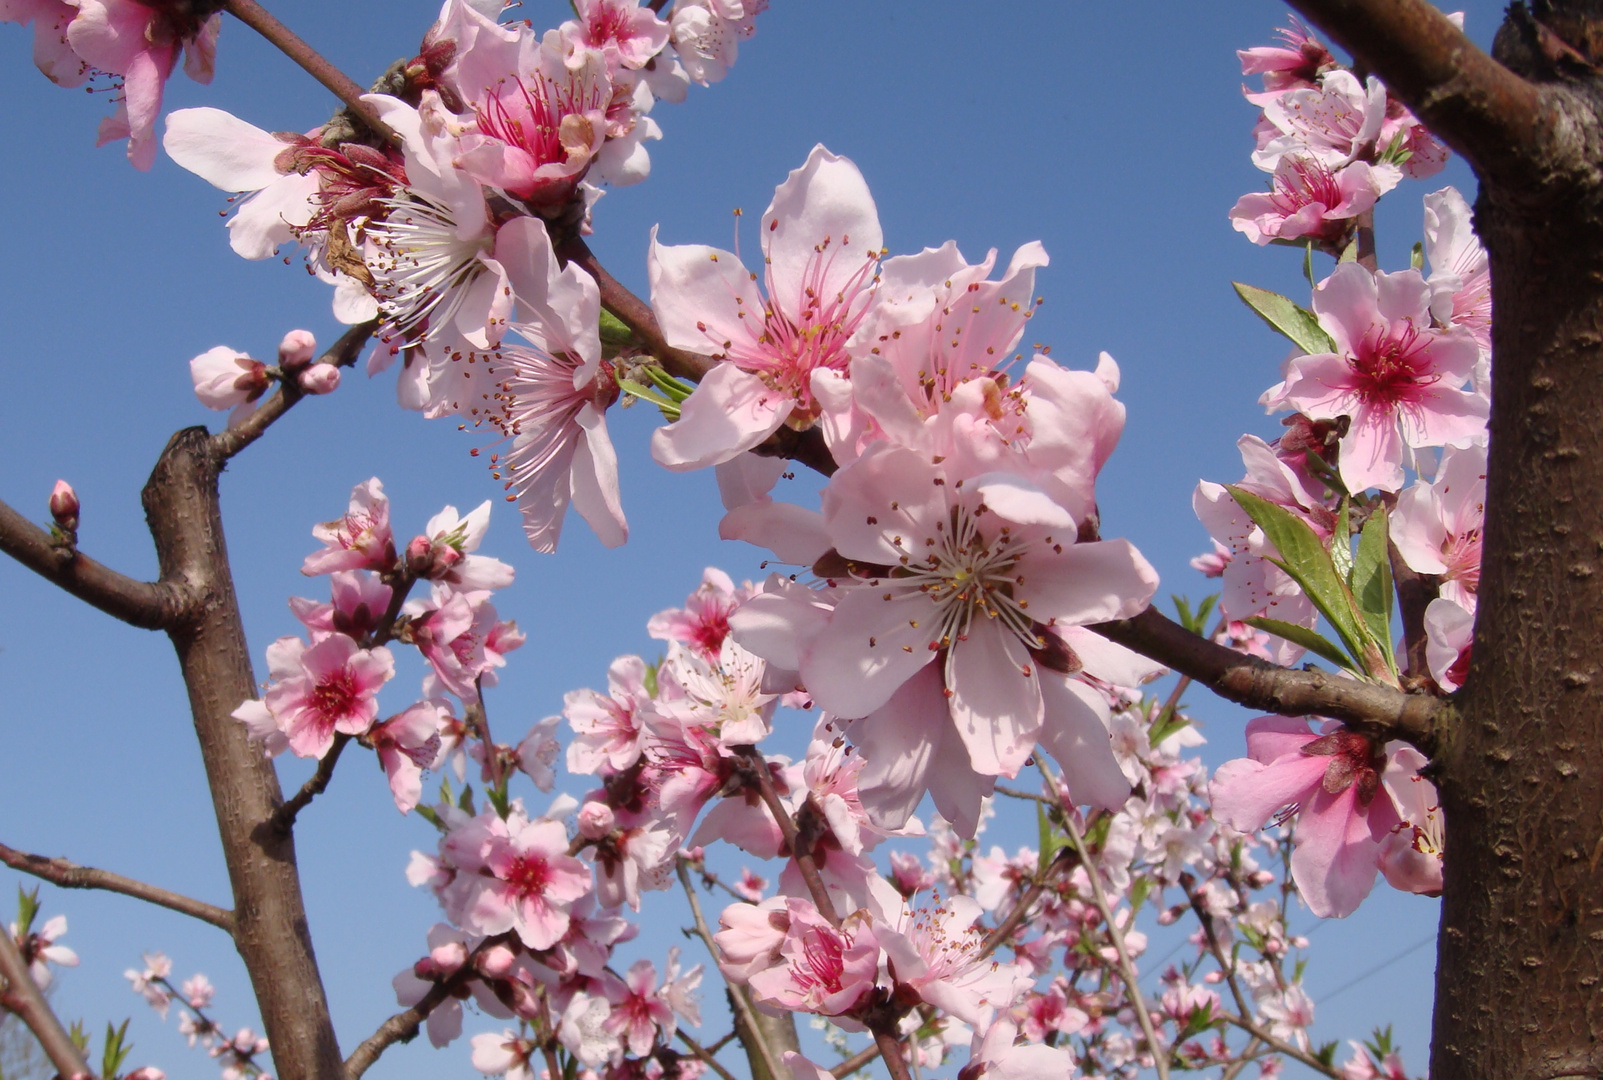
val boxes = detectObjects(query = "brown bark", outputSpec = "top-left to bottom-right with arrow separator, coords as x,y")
1288,2 -> 1603,1076
143,428 -> 343,1080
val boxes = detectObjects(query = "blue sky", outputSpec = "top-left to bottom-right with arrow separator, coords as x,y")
0,1 -> 1507,1076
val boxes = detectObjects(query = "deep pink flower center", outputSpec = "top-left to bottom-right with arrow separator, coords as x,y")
1445,529 -> 1482,592
588,5 -> 634,46
1272,157 -> 1342,213
504,853 -> 553,900
311,670 -> 360,720
1300,728 -> 1384,804
1349,323 -> 1437,407
796,928 -> 846,991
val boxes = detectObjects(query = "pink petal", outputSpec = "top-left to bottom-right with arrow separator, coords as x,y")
1036,674 -> 1130,810
802,587 -> 937,718
1289,786 -> 1384,917
1015,538 -> 1158,627
761,145 -> 882,320
945,618 -> 1043,777
651,364 -> 791,471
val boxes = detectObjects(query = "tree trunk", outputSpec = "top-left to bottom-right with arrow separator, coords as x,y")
143,428 -> 343,1080
1432,20 -> 1603,1074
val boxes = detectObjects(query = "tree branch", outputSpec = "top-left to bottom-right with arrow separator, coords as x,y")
211,321 -> 378,461
979,847 -> 1071,959
259,734 -> 351,839
0,927 -> 95,1080
221,1 -> 399,146
1286,0 -> 1544,181
343,936 -> 508,1080
1091,606 -> 1446,753
0,498 -> 194,630
0,841 -> 234,934
676,1023 -> 742,1080
556,239 -> 838,477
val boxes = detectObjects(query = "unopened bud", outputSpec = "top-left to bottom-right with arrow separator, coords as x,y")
577,801 -> 615,840
404,535 -> 435,576
429,940 -> 469,973
277,329 -> 318,370
298,363 -> 341,395
476,943 -> 517,978
49,480 -> 79,529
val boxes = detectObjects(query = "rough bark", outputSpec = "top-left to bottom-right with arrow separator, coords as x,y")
142,428 -> 343,1080
1287,2 -> 1603,1076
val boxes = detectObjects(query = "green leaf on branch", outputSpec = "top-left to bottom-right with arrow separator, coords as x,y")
1340,238 -> 1359,263
1227,486 -> 1372,669
15,885 -> 39,937
1411,242 -> 1425,271
1036,803 -> 1062,866
598,309 -> 638,359
1351,505 -> 1399,680
102,1019 -> 132,1080
616,378 -> 681,420
643,365 -> 695,403
1232,282 -> 1335,355
1149,701 -> 1192,748
1171,593 -> 1217,637
1331,498 -> 1354,582
1243,616 -> 1357,672
1301,448 -> 1349,499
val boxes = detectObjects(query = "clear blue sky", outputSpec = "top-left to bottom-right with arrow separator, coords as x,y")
0,2 -> 1505,1076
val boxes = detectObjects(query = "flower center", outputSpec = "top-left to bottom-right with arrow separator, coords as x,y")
311,669 -> 359,721
894,506 -> 1036,654
1349,323 -> 1437,407
504,853 -> 552,900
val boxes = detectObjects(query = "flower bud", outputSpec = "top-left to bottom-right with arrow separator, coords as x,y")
577,801 -> 615,839
190,346 -> 270,411
297,363 -> 341,395
49,480 -> 79,530
277,329 -> 317,370
476,943 -> 517,978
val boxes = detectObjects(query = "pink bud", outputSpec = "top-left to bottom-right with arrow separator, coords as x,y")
476,944 -> 517,978
429,941 -> 469,973
277,329 -> 318,370
49,480 -> 79,528
405,535 -> 434,576
577,801 -> 615,839
191,346 -> 271,411
298,363 -> 341,395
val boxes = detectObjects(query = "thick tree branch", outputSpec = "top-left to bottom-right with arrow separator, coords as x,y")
0,841 -> 234,934
1286,0 -> 1544,180
0,498 -> 194,629
556,239 -> 839,477
211,321 -> 378,460
0,928 -> 95,1080
1091,606 -> 1446,753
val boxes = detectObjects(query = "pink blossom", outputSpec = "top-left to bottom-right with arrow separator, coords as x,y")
252,633 -> 396,758
963,1013 -> 1078,1080
665,0 -> 762,87
654,637 -> 777,747
1230,155 -> 1382,246
405,585 -> 507,702
648,567 -> 754,662
588,819 -> 673,910
443,807 -> 593,949
369,701 -> 448,813
288,570 -> 393,642
1423,186 -> 1492,361
1423,596 -> 1473,693
2,0 -> 89,86
874,895 -> 1030,1024
303,478 -> 396,576
1262,263 -> 1485,493
68,0 -> 221,168
565,0 -> 670,71
181,973 -> 214,1009
416,501 -> 516,590
297,363 -> 341,395
1379,746 -> 1444,897
602,959 -> 675,1055
48,480 -> 78,530
162,107 -> 323,261
1252,70 -> 1392,181
1210,716 -> 1405,917
745,901 -> 880,1017
1238,18 -> 1334,103
13,913 -> 77,989
712,896 -> 789,982
565,654 -> 654,775
190,346 -> 271,426
125,951 -> 173,1017
471,1030 -> 538,1080
649,145 -> 881,470
451,17 -> 611,205
1392,442 -> 1484,611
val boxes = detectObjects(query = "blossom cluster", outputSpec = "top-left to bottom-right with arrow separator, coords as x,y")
125,952 -> 269,1080
231,477 -> 523,814
1190,19 -> 1486,920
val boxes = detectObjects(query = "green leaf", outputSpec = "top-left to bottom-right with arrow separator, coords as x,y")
1227,486 -> 1371,667
1340,238 -> 1359,263
1315,1040 -> 1340,1067
1036,803 -> 1061,866
1410,242 -> 1425,271
1243,616 -> 1357,671
1232,282 -> 1336,355
1129,874 -> 1151,914
1304,240 -> 1316,287
616,378 -> 681,419
598,308 -> 637,359
458,783 -> 476,816
1171,594 -> 1193,632
15,886 -> 39,938
69,1021 -> 89,1056
643,659 -> 660,699
1331,498 -> 1354,582
1352,506 -> 1399,678
102,1019 -> 132,1080
643,365 -> 695,403
1301,448 -> 1349,498
486,785 -> 511,820
1149,703 -> 1192,749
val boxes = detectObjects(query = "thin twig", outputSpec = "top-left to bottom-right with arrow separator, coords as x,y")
1056,785 -> 1170,1080
262,734 -> 351,837
0,841 -> 234,933
676,1029 -> 741,1080
979,847 -> 1072,959
0,498 -> 193,629
0,925 -> 95,1079
212,321 -> 378,460
674,857 -> 783,1080
831,1044 -> 881,1078
735,748 -> 838,924
992,784 -> 1054,805
343,936 -> 508,1080
1219,1037 -> 1263,1080
364,569 -> 416,649
221,2 -> 399,145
